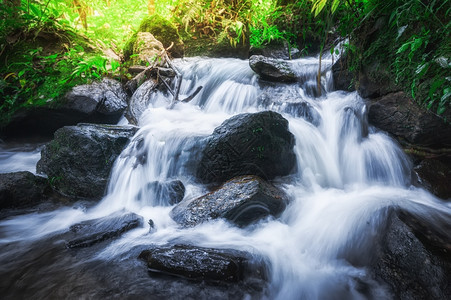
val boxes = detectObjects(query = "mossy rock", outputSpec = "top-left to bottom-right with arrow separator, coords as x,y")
180,28 -> 250,59
124,14 -> 184,59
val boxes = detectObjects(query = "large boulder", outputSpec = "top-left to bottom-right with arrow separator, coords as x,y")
249,55 -> 297,82
138,244 -> 258,282
370,211 -> 451,299
1,78 -> 128,140
368,91 -> 451,147
37,123 -> 138,200
65,210 -> 143,248
171,175 -> 288,228
0,171 -> 51,209
196,111 -> 296,184
124,14 -> 184,59
64,78 -> 128,116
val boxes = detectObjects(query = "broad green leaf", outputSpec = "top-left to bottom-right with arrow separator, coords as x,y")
429,79 -> 445,98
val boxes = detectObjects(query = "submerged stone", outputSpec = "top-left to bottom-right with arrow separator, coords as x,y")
171,175 -> 288,227
136,180 -> 186,206
66,210 -> 143,248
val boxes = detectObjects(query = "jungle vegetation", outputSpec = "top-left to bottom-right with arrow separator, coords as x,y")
0,0 -> 449,126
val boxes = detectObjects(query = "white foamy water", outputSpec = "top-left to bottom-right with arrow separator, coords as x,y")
0,143 -> 44,174
1,56 -> 450,299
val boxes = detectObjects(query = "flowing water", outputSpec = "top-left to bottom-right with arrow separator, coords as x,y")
0,141 -> 45,174
1,56 -> 450,299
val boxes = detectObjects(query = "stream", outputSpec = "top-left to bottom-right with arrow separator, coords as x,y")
1,56 -> 450,299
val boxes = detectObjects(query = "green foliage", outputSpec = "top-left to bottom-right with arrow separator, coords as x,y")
0,1 -> 129,127
171,0 -> 253,48
354,0 -> 450,115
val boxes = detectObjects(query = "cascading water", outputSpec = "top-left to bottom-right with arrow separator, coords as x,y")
1,56 -> 450,299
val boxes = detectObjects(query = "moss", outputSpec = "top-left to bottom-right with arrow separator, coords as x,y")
124,14 -> 184,59
139,14 -> 179,47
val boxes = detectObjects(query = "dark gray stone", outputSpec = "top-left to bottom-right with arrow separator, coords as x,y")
1,78 -> 128,140
283,102 -> 321,126
249,55 -> 298,82
249,41 -> 301,60
126,79 -> 159,125
414,158 -> 451,201
65,78 -> 128,115
357,62 -> 400,99
368,92 -> 451,147
171,175 -> 288,227
0,171 -> 50,209
370,211 -> 451,300
332,55 -> 355,92
196,111 -> 296,184
137,180 -> 186,206
138,244 -> 265,283
66,210 -> 143,248
37,123 -> 138,200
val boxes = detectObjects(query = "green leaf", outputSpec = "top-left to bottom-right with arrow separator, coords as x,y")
397,42 -> 410,54
415,62 -> 429,78
331,0 -> 340,14
429,79 -> 445,98
410,37 -> 423,52
441,88 -> 451,102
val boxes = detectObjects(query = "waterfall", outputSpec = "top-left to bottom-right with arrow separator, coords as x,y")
1,56 -> 449,299
93,57 -> 417,298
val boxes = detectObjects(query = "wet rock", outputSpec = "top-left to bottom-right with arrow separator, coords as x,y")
398,207 -> 451,255
332,55 -> 355,92
368,92 -> 451,147
137,180 -> 186,206
125,79 -> 159,125
249,55 -> 297,82
370,211 -> 451,299
0,78 -> 129,140
414,158 -> 451,200
249,41 -> 301,60
64,78 -> 128,116
284,102 -> 321,126
37,123 -> 138,200
197,111 -> 296,184
138,244 -> 264,283
66,210 -> 143,248
171,175 -> 288,227
0,171 -> 51,209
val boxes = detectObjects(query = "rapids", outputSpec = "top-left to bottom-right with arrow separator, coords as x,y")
1,56 -> 450,299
